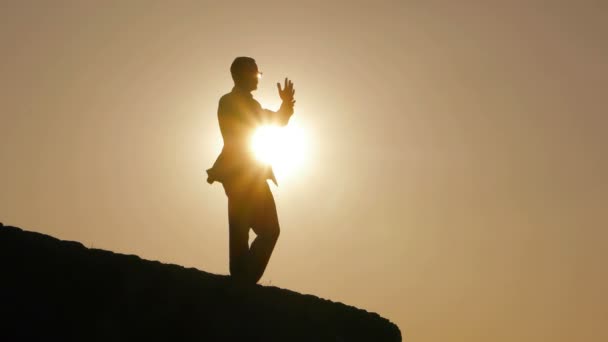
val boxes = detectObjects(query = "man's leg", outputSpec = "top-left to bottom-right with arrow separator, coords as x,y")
249,181 -> 280,284
225,183 -> 254,283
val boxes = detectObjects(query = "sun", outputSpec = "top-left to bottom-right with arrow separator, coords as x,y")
251,123 -> 308,180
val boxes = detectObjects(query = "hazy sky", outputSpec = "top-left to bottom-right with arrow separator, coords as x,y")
1,1 -> 607,341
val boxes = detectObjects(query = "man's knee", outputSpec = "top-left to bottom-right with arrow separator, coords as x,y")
267,225 -> 280,242
252,214 -> 280,241
255,223 -> 279,242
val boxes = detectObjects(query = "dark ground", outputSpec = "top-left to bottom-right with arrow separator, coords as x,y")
0,222 -> 401,341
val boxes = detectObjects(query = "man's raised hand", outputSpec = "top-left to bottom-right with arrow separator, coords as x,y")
277,77 -> 296,106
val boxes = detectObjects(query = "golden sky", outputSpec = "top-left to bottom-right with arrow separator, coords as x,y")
1,1 -> 607,341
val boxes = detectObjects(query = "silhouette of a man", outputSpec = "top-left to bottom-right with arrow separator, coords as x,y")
206,57 -> 295,284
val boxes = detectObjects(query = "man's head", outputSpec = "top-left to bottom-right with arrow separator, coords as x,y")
231,56 -> 262,92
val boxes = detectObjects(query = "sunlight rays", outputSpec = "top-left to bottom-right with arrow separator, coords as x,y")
251,123 -> 308,180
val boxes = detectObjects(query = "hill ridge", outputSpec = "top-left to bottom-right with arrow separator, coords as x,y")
0,222 -> 401,341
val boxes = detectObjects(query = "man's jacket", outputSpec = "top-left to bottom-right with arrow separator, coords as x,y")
206,86 -> 294,186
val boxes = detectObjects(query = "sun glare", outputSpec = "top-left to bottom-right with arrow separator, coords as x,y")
251,124 -> 307,180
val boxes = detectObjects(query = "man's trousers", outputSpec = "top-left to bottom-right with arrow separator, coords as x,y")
222,177 -> 280,284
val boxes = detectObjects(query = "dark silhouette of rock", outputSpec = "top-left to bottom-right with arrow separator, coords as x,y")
0,224 -> 401,341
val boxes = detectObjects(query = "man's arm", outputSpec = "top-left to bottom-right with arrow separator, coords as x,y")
259,77 -> 296,126
260,100 -> 294,126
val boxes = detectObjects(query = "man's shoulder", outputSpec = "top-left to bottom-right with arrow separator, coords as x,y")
218,93 -> 239,115
219,92 -> 235,105
219,90 -> 257,107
